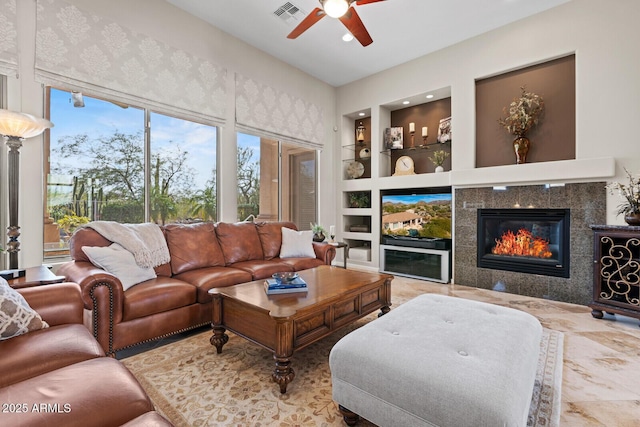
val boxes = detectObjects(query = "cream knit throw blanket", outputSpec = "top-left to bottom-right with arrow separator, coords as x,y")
83,221 -> 170,268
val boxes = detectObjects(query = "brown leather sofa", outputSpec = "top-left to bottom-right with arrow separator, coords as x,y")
0,283 -> 172,427
58,221 -> 336,356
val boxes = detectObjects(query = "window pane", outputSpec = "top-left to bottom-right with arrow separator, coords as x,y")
149,112 -> 217,224
283,143 -> 316,230
46,89 -> 144,258
236,133 -> 317,229
237,133 -> 262,222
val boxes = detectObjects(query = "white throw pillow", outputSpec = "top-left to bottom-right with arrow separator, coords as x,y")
0,277 -> 49,340
82,243 -> 157,291
280,227 -> 316,259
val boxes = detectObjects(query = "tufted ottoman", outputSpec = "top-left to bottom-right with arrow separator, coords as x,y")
329,294 -> 542,427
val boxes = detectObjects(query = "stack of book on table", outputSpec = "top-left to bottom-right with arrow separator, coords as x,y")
264,277 -> 308,295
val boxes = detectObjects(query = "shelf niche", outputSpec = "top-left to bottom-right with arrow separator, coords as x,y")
475,54 -> 576,168
348,116 -> 372,179
388,98 -> 452,175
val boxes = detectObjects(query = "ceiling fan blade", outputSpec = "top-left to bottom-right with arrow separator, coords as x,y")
339,7 -> 373,46
287,7 -> 326,39
355,0 -> 385,5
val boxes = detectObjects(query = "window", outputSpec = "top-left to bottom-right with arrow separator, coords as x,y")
149,112 -> 218,224
45,88 -> 217,259
236,133 -> 317,229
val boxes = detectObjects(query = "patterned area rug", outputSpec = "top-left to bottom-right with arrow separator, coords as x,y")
123,315 -> 563,427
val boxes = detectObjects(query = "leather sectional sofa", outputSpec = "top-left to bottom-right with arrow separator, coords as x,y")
58,221 -> 336,356
0,283 -> 172,426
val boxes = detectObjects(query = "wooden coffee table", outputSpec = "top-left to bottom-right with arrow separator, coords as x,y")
208,265 -> 393,393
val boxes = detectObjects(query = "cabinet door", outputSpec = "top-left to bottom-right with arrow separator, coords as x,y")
593,231 -> 640,309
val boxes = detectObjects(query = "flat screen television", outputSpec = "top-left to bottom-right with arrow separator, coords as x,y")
381,188 -> 452,244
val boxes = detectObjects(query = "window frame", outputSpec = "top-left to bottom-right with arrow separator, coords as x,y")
43,86 -> 219,260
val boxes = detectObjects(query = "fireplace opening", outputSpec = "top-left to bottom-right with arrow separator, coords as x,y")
477,209 -> 570,278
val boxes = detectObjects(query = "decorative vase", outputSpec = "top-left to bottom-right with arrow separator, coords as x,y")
435,165 -> 444,173
513,135 -> 530,164
313,232 -> 325,242
624,212 -> 640,226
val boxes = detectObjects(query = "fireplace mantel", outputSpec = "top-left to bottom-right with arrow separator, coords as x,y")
451,157 -> 614,188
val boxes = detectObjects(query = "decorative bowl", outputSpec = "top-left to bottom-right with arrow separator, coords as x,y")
272,272 -> 299,283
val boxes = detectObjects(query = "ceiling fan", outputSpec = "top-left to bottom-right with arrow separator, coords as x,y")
287,0 -> 385,47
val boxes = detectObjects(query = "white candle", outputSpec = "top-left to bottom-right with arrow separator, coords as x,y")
422,126 -> 428,137
409,122 -> 415,133
330,225 -> 335,236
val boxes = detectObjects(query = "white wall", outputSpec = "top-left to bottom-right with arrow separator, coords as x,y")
336,0 -> 640,223
5,0 -> 337,269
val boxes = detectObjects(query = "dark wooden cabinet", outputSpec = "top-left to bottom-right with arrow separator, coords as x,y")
590,225 -> 640,324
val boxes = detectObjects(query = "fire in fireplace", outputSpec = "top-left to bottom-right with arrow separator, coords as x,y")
477,209 -> 570,278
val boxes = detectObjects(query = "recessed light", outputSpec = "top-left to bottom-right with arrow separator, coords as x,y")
342,33 -> 354,42
358,112 -> 365,116
402,101 -> 410,105
426,94 -> 434,99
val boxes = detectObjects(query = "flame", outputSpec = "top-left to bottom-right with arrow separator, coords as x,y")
492,228 -> 552,258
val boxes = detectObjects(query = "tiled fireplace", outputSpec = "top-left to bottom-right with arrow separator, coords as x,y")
454,182 -> 606,305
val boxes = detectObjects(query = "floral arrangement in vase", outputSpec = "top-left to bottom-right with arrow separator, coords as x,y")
428,150 -> 449,173
606,168 -> 640,225
498,86 -> 545,164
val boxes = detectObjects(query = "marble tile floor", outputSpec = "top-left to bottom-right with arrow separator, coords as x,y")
118,275 -> 640,426
389,276 -> 640,427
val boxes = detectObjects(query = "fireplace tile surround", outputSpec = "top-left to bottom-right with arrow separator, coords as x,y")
454,182 -> 606,305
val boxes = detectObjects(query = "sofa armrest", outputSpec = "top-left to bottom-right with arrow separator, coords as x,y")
57,260 -> 125,312
18,283 -> 84,326
313,242 -> 337,265
57,261 -> 126,356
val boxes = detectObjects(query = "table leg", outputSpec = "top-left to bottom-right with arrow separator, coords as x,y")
210,325 -> 229,353
272,319 -> 295,393
210,293 -> 229,353
272,355 -> 295,394
343,244 -> 349,269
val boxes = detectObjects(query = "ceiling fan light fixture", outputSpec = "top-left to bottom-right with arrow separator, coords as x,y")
342,32 -> 354,42
322,0 -> 349,18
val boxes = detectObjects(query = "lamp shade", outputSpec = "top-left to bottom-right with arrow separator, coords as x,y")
322,0 -> 349,18
0,109 -> 54,139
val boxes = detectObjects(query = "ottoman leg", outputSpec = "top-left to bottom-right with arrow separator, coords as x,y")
338,405 -> 360,426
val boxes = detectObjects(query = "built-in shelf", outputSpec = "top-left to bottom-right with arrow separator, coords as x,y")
378,172 -> 451,189
343,231 -> 373,241
380,142 -> 451,155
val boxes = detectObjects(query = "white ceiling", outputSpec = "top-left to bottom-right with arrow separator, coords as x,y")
166,0 -> 569,87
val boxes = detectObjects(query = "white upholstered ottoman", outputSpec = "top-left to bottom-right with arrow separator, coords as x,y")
329,294 -> 542,427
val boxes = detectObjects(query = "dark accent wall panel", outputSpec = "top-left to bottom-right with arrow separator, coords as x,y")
390,98 -> 452,174
475,55 -> 576,167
